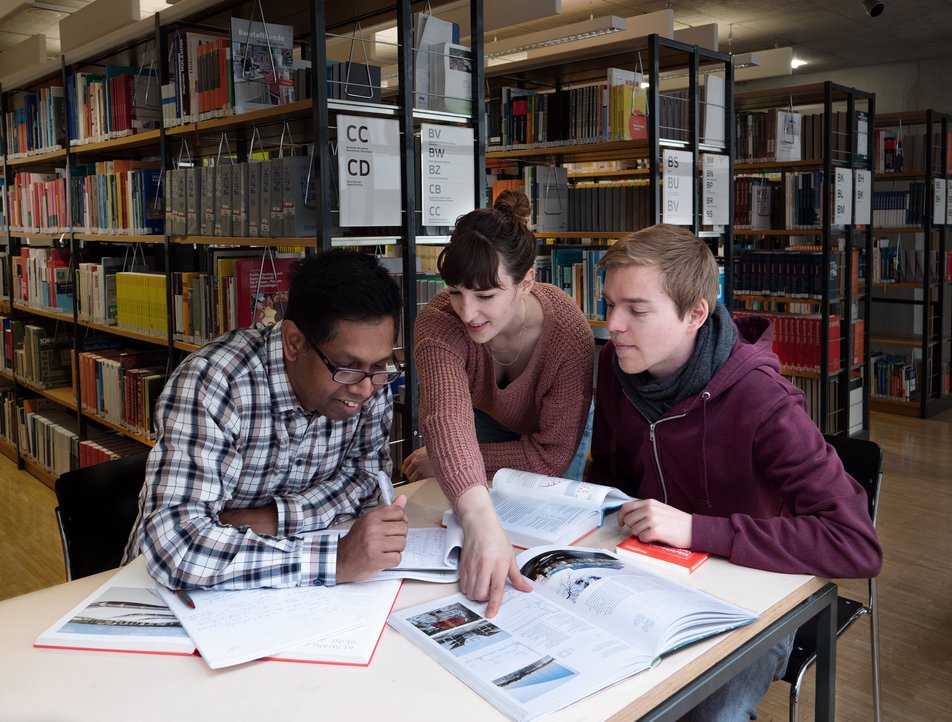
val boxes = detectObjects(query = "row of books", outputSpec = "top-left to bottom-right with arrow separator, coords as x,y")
871,184 -> 928,228
486,73 -> 648,148
12,397 -> 147,473
732,249 -> 850,300
11,247 -> 73,315
734,172 -> 824,230
6,163 -> 163,236
734,311 -> 842,375
869,352 -> 919,402
871,246 -> 952,283
8,321 -> 72,390
172,254 -> 296,345
874,126 -> 952,174
76,347 -> 167,440
165,157 -> 316,238
735,109 -> 867,165
2,86 -> 67,158
534,249 -> 608,321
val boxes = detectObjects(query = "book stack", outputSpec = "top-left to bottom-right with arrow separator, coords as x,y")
2,86 -> 67,157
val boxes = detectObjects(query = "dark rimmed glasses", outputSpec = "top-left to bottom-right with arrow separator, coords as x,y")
307,339 -> 404,386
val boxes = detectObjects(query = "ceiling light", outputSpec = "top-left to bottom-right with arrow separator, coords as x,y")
733,52 -> 762,70
484,15 -> 627,59
791,57 -> 808,69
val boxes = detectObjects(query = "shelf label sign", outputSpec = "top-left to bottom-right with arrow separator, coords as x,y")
421,124 -> 475,227
934,178 -> 948,226
946,180 -> 952,226
338,115 -> 402,227
702,154 -> 729,226
854,169 -> 871,225
663,149 -> 693,225
833,167 -> 853,225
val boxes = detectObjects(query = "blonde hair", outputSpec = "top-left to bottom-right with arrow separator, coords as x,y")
599,224 -> 719,318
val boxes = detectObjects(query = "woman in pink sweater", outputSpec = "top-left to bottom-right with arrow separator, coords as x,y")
403,191 -> 594,616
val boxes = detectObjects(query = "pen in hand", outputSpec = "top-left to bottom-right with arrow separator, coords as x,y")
377,470 -> 394,506
177,590 -> 196,609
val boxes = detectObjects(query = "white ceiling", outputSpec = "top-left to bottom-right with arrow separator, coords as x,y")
491,0 -> 952,75
1,0 -> 948,73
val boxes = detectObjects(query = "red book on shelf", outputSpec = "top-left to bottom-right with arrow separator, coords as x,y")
615,537 -> 710,574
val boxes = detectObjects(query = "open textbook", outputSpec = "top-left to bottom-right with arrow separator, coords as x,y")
388,546 -> 756,722
443,468 -> 635,548
35,554 -> 401,668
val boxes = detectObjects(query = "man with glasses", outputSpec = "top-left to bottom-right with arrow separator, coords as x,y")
125,249 -> 409,590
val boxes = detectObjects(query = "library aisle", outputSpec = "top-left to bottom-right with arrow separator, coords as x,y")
1,410 -> 950,720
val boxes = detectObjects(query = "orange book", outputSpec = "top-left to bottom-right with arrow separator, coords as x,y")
615,537 -> 710,574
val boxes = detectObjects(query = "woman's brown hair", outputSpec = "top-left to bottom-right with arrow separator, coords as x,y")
437,190 -> 537,290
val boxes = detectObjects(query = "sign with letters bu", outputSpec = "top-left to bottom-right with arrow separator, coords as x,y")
663,149 -> 693,225
338,115 -> 401,226
833,168 -> 853,226
421,124 -> 475,226
702,154 -> 729,226
854,169 -> 871,225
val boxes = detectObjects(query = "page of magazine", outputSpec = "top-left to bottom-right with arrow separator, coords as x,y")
516,546 -> 757,655
493,468 -> 635,507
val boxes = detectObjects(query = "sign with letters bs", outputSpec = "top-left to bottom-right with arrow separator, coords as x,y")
663,149 -> 693,225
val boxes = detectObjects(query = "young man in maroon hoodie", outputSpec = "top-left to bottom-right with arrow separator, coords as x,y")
588,224 -> 882,721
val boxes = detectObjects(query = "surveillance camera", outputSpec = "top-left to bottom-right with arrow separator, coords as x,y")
863,0 -> 885,17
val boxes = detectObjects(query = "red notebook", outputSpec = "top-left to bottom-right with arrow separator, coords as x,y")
615,537 -> 710,574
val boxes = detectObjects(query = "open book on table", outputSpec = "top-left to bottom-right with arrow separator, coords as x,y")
388,545 -> 756,722
34,554 -> 402,669
443,468 -> 635,548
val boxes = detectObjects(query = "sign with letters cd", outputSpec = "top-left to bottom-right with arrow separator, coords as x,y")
338,115 -> 401,227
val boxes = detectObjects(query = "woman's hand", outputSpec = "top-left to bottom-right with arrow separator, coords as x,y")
455,486 -> 532,617
401,446 -> 436,482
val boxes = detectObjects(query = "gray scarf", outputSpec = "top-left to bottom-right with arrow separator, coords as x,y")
615,303 -> 737,423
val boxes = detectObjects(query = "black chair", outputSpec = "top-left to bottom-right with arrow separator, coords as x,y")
782,434 -> 883,722
54,452 -> 150,581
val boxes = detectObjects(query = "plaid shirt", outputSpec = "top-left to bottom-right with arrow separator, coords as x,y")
124,322 -> 392,589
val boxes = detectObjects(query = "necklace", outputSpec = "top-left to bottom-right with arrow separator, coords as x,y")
485,297 -> 529,367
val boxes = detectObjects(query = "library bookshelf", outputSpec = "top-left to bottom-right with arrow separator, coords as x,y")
733,82 -> 874,436
485,33 -> 734,337
0,0 -> 484,488
870,110 -> 952,418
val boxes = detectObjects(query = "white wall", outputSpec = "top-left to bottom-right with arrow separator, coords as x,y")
738,56 -> 952,113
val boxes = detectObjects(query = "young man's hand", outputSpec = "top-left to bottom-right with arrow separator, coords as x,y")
617,499 -> 693,549
336,496 -> 409,583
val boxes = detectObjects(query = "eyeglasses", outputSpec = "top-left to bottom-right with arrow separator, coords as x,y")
307,340 -> 404,386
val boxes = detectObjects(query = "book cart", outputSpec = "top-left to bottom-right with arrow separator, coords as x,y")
733,82 -> 874,436
483,33 -> 734,342
870,110 -> 952,418
0,0 -> 485,489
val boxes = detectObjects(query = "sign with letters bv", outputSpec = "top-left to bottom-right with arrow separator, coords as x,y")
338,115 -> 401,226
421,123 -> 475,226
833,167 -> 853,226
702,154 -> 729,226
663,149 -> 693,225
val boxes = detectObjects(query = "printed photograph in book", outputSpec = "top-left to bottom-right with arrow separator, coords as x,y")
230,18 -> 295,114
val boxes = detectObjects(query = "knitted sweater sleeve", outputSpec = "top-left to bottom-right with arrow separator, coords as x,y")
415,302 -> 490,506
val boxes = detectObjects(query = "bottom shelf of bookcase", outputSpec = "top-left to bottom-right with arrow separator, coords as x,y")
871,393 -> 952,419
21,457 -> 56,492
0,438 -> 18,463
